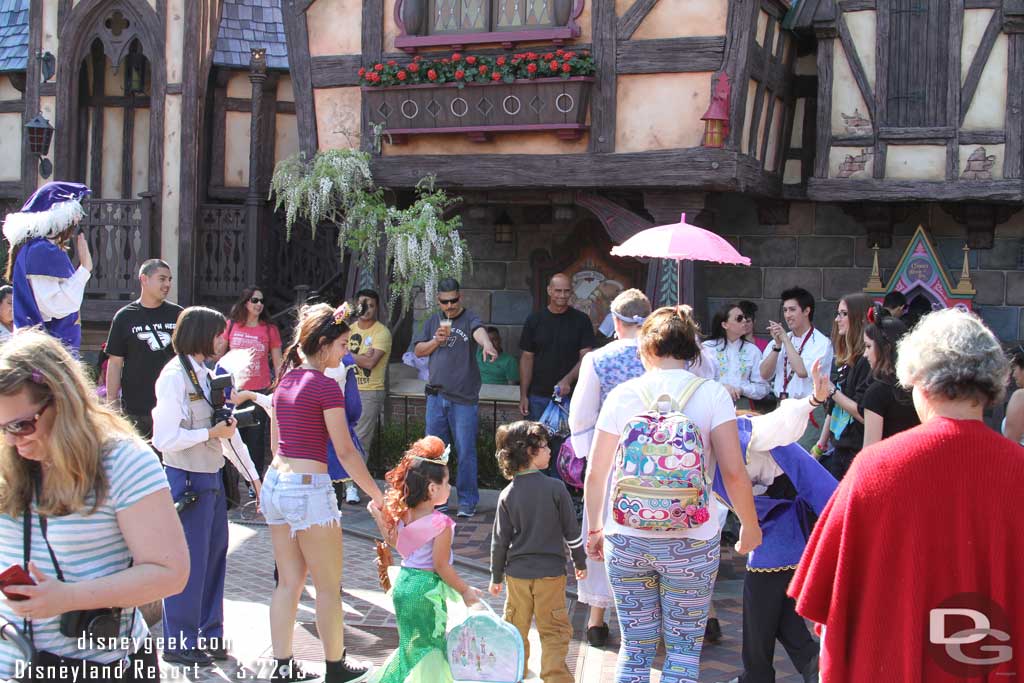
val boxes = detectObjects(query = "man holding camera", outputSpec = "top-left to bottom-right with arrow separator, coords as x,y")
152,307 -> 260,667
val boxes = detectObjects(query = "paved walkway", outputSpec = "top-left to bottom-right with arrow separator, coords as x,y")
155,487 -> 809,682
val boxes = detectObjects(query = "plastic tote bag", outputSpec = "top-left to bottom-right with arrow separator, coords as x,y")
447,601 -> 525,683
538,389 -> 570,438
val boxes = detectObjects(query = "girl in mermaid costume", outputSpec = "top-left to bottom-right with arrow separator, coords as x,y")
368,436 -> 483,683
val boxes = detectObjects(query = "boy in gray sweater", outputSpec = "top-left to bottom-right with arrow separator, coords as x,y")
489,421 -> 587,683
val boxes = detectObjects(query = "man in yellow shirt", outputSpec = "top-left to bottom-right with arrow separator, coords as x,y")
347,288 -> 392,503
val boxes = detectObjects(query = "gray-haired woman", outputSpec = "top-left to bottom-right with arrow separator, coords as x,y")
790,308 -> 1024,682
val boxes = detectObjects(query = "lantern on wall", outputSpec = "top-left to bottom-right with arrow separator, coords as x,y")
494,210 -> 514,244
25,113 -> 54,179
124,44 -> 147,95
701,72 -> 731,148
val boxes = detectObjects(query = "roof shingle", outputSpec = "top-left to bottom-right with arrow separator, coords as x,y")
0,0 -> 29,73
213,0 -> 289,70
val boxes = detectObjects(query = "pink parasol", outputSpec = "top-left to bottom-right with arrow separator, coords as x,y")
610,213 -> 750,304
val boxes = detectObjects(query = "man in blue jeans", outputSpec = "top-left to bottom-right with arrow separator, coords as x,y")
414,278 -> 498,517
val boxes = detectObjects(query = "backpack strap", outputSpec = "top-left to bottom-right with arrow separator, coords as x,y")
638,377 -> 707,414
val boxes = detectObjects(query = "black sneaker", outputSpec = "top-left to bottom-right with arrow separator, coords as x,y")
162,649 -> 214,667
270,660 -> 320,682
705,617 -> 723,644
327,652 -> 370,683
586,623 -> 609,648
205,645 -> 230,661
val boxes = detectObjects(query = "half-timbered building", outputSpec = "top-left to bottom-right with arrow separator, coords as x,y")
2,0 -> 1024,352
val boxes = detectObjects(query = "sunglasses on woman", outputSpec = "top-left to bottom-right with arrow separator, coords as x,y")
733,314 -> 748,323
1,401 -> 52,437
250,297 -> 264,304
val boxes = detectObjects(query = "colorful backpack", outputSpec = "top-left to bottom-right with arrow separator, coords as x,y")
446,601 -> 525,683
611,378 -> 712,532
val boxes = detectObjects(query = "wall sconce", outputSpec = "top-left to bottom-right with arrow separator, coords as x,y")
37,51 -> 55,83
124,46 -> 146,95
701,72 -> 731,148
494,210 -> 513,243
25,113 -> 54,179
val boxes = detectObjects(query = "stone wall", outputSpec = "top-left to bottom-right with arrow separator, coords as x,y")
700,194 -> 1024,343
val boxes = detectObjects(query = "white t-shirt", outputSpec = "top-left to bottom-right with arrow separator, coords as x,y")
595,368 -> 736,540
760,327 -> 833,399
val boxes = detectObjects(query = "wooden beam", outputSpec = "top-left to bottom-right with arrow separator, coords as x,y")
0,101 -> 24,113
89,47 -> 105,196
815,38 -> 834,178
361,0 -> 384,154
836,13 -> 874,122
591,0 -> 616,152
832,133 -> 874,145
617,0 -> 660,40
808,178 -> 1022,201
310,55 -> 364,87
178,0 -> 202,305
802,85 -> 817,184
370,148 -> 774,191
878,126 -> 955,140
1007,33 -> 1024,177
840,0 -> 875,9
949,0 -> 964,132
960,130 -> 1006,145
747,83 -> 767,156
21,0 -> 41,194
211,86 -> 226,190
960,9 -> 1002,125
283,0 -> 318,157
759,89 -> 777,165
615,37 -> 725,74
966,0 -> 1001,7
122,97 -> 135,199
725,0 -> 762,149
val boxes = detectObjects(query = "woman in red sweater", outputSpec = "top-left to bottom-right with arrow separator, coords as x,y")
790,308 -> 1024,682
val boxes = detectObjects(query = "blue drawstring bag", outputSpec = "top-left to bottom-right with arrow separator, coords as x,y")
539,389 -> 570,438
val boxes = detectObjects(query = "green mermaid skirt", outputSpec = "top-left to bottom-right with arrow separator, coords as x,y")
374,567 -> 458,683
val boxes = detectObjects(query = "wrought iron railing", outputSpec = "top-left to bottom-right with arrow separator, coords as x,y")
81,196 -> 152,318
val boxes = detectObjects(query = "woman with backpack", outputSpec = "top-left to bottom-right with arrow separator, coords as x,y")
224,286 -> 283,482
583,305 -> 762,683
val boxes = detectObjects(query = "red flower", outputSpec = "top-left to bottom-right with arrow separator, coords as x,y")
452,52 -> 462,62
427,69 -> 438,81
413,55 -> 423,62
526,63 -> 538,73
479,64 -> 488,75
466,55 -> 477,65
409,62 -> 420,73
564,51 -> 576,59
358,67 -> 366,77
374,63 -> 383,72
491,71 -> 501,81
511,58 -> 520,65
397,70 -> 407,81
387,60 -> 397,66
367,72 -> 379,83
526,52 -> 538,60
555,49 -> 565,57
544,52 -> 554,60
549,60 -> 559,71
562,62 -> 571,73
455,69 -> 466,79
497,56 -> 507,66
442,58 -> 450,64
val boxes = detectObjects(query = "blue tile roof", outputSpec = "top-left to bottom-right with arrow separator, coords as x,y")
0,0 -> 30,73
213,0 -> 289,70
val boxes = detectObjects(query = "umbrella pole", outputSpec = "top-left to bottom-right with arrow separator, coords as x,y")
676,260 -> 683,305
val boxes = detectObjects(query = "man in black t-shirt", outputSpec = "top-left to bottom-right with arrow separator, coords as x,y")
105,259 -> 182,442
519,273 -> 595,421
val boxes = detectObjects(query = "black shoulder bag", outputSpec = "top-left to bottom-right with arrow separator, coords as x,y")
17,467 -> 155,682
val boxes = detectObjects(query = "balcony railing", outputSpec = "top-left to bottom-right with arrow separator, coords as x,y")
196,204 -> 250,301
81,195 -> 153,321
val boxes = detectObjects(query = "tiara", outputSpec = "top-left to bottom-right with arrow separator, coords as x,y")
410,443 -> 451,465
333,302 -> 352,325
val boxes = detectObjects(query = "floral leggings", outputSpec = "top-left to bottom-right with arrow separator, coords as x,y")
605,534 -> 721,683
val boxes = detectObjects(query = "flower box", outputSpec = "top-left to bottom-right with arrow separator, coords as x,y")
363,77 -> 594,143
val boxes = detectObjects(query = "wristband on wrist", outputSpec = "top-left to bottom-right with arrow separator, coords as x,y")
828,386 -> 838,398
811,444 -> 824,457
772,345 -> 782,352
587,528 -> 603,536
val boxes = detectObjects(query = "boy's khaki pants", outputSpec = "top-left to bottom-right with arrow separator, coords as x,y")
504,575 -> 573,683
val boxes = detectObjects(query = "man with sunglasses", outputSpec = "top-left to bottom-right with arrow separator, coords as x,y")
105,259 -> 182,443
413,278 -> 498,517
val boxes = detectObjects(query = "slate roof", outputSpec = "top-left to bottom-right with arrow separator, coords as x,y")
213,0 -> 289,70
0,0 -> 29,73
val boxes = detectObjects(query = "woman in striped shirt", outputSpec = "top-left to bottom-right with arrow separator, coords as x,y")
0,330 -> 188,681
264,303 -> 384,683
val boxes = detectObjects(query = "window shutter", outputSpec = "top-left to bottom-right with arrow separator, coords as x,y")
885,0 -> 950,126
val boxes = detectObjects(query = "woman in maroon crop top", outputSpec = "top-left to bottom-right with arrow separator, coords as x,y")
262,302 -> 384,683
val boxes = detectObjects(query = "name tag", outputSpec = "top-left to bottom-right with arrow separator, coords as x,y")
188,392 -> 203,402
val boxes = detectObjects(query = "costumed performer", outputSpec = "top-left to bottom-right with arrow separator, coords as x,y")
715,358 -> 836,683
368,436 -> 483,683
3,181 -> 93,354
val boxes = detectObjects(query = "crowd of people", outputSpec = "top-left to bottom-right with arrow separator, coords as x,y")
0,181 -> 1021,683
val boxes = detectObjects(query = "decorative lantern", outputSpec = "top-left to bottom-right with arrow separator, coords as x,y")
25,113 -> 54,179
494,210 -> 513,244
701,72 -> 731,148
124,45 -> 146,95
38,51 -> 56,83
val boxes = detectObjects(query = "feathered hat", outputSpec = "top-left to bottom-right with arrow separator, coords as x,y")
2,181 -> 91,246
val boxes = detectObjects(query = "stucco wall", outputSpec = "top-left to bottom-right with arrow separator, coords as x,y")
227,73 -> 250,99
225,110 -> 251,187
308,0 -> 362,57
101,108 -> 125,197
961,9 -> 995,84
962,33 -> 1007,130
885,145 -> 947,181
275,113 -> 300,164
831,41 -> 870,135
132,108 -> 150,196
615,73 -> 709,152
844,10 -> 876,90
0,76 -> 20,100
314,86 -> 362,150
166,0 -> 184,85
619,0 -> 727,40
162,93 -> 182,301
278,76 -> 295,102
0,113 -> 21,181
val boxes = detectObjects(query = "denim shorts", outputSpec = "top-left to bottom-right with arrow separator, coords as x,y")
261,468 -> 341,535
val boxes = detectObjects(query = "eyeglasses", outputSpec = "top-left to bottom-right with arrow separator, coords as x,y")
1,401 -> 51,437
439,297 -> 460,305
250,297 -> 264,304
732,314 -> 748,323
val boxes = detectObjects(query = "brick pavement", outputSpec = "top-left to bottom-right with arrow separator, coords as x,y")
154,492 -> 809,682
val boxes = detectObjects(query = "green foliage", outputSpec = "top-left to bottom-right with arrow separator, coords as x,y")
359,49 -> 596,88
269,149 -> 469,315
368,417 -> 505,490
